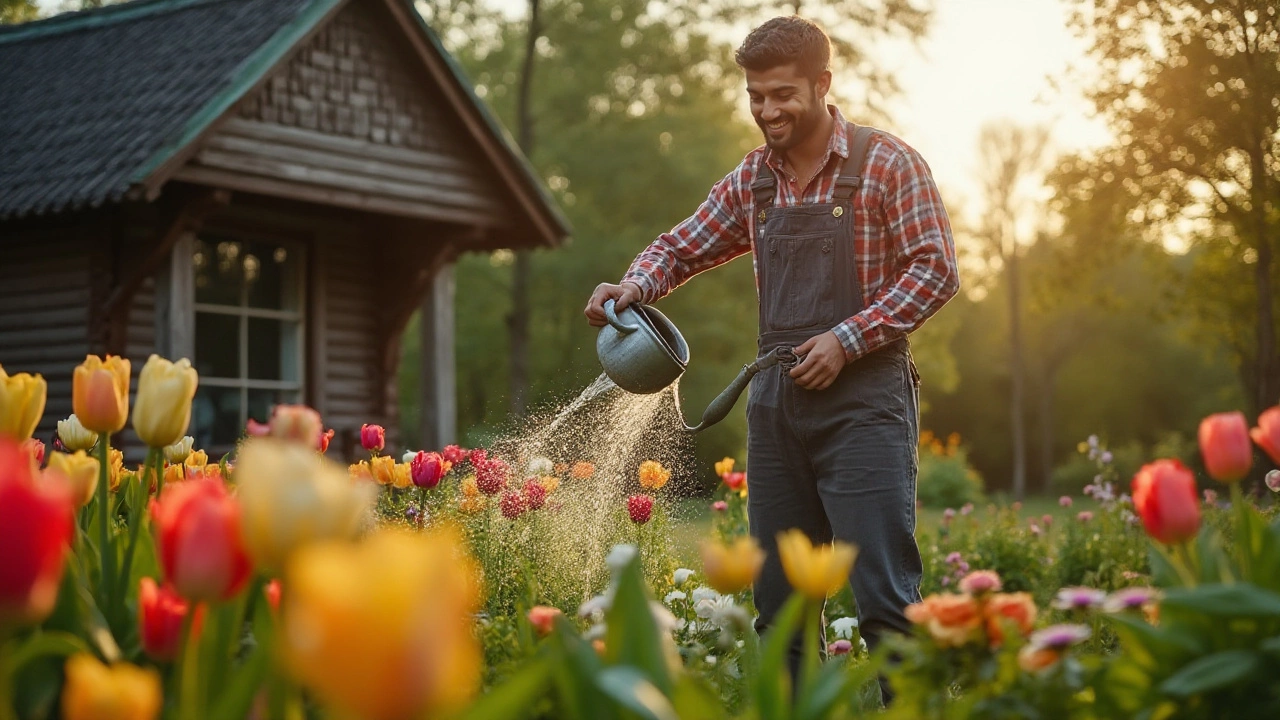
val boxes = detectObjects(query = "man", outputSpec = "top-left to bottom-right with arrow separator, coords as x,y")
584,15 -> 959,694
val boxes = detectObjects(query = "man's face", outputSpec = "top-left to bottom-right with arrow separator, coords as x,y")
745,64 -> 831,152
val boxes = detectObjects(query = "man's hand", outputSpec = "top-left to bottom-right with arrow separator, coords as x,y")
584,281 -> 643,327
789,331 -> 846,390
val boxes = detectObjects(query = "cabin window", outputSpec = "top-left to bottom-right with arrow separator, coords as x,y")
190,235 -> 305,450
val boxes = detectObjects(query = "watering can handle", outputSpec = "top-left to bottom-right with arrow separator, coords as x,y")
603,298 -> 640,335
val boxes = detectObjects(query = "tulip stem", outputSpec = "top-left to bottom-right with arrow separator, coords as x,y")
95,435 -> 116,612
0,637 -> 16,720
1231,483 -> 1251,581
176,608 -> 202,720
115,449 -> 160,623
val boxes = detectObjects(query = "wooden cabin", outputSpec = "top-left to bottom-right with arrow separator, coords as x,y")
0,0 -> 569,459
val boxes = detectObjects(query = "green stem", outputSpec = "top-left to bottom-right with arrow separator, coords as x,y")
95,435 -> 116,609
115,448 -> 160,622
800,600 -> 821,702
1167,542 -> 1198,587
0,635 -> 16,720
1230,483 -> 1251,581
175,609 -> 201,720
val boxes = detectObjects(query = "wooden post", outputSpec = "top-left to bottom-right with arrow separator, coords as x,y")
419,262 -> 456,449
154,232 -> 196,360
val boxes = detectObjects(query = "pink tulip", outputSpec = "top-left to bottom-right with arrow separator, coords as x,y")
410,451 -> 448,489
1251,406 -> 1280,465
360,424 -> 385,453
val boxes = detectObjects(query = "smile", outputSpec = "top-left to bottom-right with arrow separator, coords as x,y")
766,119 -> 788,131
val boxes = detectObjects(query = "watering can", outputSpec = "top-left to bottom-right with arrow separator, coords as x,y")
596,299 -> 796,432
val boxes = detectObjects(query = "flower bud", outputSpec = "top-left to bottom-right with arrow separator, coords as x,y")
46,450 -> 99,507
0,365 -> 46,440
57,414 -> 98,452
360,424 -> 385,453
1198,411 -> 1252,483
164,436 -> 195,464
72,355 -> 131,434
133,355 -> 198,448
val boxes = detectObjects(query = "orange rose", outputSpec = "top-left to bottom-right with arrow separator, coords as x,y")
984,592 -> 1037,647
1017,646 -> 1060,673
923,594 -> 981,647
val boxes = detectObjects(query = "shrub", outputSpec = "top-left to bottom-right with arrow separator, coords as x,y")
917,431 -> 984,508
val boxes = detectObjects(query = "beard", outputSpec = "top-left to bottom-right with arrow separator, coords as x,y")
756,95 -> 825,151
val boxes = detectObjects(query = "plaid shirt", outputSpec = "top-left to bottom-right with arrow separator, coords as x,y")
622,106 -> 959,362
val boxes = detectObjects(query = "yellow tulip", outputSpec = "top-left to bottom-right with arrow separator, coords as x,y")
185,449 -> 208,467
60,654 -> 161,720
776,529 -> 858,601
700,536 -> 765,594
163,435 -> 194,464
72,355 -> 130,434
638,460 -> 670,490
56,414 -> 98,452
370,455 -> 395,486
714,457 -> 735,477
46,451 -> 99,507
236,438 -> 376,574
107,448 -> 124,493
132,355 -> 198,448
392,462 -> 412,489
0,365 -> 46,441
284,528 -> 481,720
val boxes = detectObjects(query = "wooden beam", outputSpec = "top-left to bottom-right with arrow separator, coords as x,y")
102,189 -> 230,355
418,262 -> 456,449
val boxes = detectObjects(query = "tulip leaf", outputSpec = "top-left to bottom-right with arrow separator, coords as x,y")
553,622 -> 616,720
208,645 -> 269,720
604,554 -> 672,694
1158,650 -> 1259,697
1261,635 -> 1280,657
1160,583 -> 1280,618
754,593 -> 805,720
670,675 -> 727,720
7,632 -> 91,674
795,651 -> 882,720
458,660 -> 552,720
595,667 -> 679,720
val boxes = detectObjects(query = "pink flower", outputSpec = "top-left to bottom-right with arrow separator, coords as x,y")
1249,406 -> 1280,464
1029,523 -> 1042,537
360,424 -> 385,453
527,605 -> 562,637
1077,511 -> 1093,523
410,451 -> 449,489
1059,496 -> 1073,508
958,570 -> 1001,595
442,444 -> 470,465
1203,489 -> 1218,505
711,500 -> 728,512
627,494 -> 654,524
827,639 -> 853,656
960,503 -> 974,515
522,477 -> 547,510
1052,587 -> 1106,611
499,490 -> 527,520
942,508 -> 956,522
1041,514 -> 1053,528
945,552 -> 963,565
1266,470 -> 1280,494
475,457 -> 509,496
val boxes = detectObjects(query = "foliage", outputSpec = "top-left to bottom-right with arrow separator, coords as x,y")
916,431 -> 984,508
0,0 -> 36,24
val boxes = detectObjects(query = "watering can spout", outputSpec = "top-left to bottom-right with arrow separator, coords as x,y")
682,346 -> 795,433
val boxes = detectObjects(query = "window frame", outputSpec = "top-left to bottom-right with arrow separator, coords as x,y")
190,232 -> 308,448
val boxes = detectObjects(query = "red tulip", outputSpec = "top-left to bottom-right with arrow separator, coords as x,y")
527,605 -> 561,637
150,479 -> 252,602
264,579 -> 282,614
138,577 -> 203,662
0,437 -> 74,626
1199,412 -> 1253,483
722,472 -> 747,492
628,494 -> 654,524
1131,459 -> 1200,544
318,428 -> 335,454
410,451 -> 449,489
1251,406 -> 1280,465
360,424 -> 385,453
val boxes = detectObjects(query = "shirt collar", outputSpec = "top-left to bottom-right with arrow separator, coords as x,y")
764,105 -> 849,174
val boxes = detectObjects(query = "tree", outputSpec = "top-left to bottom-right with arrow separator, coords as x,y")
972,120 -> 1051,500
508,0 -> 542,418
0,0 -> 37,24
1067,0 -> 1280,415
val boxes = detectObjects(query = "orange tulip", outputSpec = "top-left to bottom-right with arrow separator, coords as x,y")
1251,406 -> 1280,466
984,592 -> 1037,647
72,355 -> 131,434
61,654 -> 161,720
1131,459 -> 1201,544
638,460 -> 670,490
1198,411 -> 1252,483
0,437 -> 74,627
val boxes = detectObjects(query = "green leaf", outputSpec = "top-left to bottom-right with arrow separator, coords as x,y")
458,660 -> 552,720
1158,650 -> 1259,697
669,675 -> 727,720
794,659 -> 857,720
595,667 -> 679,720
1161,583 -> 1280,618
603,553 -> 671,694
552,623 -> 615,720
754,593 -> 805,720
7,632 -> 91,673
1106,613 -> 1203,669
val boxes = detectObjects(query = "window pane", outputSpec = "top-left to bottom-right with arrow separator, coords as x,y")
194,237 -> 248,306
246,241 -> 301,311
247,389 -> 301,428
247,318 -> 301,381
195,312 -> 240,379
192,386 -> 241,448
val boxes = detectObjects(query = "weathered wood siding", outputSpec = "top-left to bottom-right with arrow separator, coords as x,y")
175,0 -> 510,226
0,225 -> 95,444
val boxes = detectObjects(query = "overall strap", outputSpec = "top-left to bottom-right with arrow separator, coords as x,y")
834,123 -> 876,200
750,160 -> 778,211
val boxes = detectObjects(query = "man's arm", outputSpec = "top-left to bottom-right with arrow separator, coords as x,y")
620,167 -> 754,304
832,147 -> 960,361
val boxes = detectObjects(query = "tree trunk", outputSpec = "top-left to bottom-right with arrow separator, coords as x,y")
1250,150 -> 1277,414
508,0 -> 542,417
1009,240 -> 1027,500
1039,362 -> 1056,493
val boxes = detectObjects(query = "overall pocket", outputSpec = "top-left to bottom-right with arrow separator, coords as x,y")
762,232 -> 836,331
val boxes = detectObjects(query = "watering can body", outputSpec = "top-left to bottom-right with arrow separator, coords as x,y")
595,299 -> 795,432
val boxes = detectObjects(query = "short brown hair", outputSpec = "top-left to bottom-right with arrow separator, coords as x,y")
735,16 -> 831,80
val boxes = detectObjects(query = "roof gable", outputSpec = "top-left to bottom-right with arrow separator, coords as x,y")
0,0 -> 568,245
